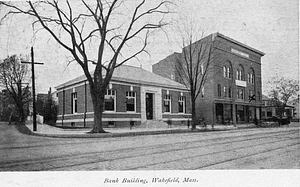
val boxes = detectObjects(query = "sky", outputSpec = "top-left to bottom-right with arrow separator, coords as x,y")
0,0 -> 299,94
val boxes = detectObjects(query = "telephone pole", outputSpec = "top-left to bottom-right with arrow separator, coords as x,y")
22,47 -> 44,131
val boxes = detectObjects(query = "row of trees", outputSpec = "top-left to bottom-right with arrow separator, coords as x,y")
267,77 -> 299,124
0,55 -> 31,124
0,55 -> 58,124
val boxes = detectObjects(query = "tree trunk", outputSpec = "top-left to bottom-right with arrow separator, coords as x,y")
90,88 -> 106,133
191,97 -> 197,130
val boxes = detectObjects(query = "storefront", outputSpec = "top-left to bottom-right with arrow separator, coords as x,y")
215,103 -> 233,124
216,103 -> 260,125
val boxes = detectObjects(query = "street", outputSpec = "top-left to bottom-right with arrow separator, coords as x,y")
0,123 -> 299,171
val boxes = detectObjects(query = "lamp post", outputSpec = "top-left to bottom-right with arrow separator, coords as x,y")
21,47 -> 43,131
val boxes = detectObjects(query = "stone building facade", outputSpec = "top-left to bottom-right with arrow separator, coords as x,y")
55,65 -> 191,128
153,33 -> 265,125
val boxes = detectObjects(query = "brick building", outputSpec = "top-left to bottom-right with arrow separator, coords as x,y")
55,65 -> 191,128
153,33 -> 265,125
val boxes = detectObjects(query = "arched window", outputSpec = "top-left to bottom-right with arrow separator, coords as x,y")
223,67 -> 226,77
248,68 -> 255,84
227,67 -> 231,78
223,61 -> 232,79
236,64 -> 245,81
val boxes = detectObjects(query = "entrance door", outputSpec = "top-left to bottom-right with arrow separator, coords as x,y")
146,93 -> 153,120
236,105 -> 245,123
215,103 -> 224,124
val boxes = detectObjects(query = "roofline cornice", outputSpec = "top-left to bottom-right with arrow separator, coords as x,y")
214,32 -> 265,56
55,77 -> 188,91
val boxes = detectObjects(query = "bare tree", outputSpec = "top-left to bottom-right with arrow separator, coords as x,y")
173,23 -> 215,130
267,77 -> 299,125
1,0 -> 172,133
0,55 -> 31,124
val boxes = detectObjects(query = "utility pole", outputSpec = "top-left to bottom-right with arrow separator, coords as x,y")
22,47 -> 44,131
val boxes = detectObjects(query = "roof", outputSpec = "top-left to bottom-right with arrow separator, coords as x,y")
55,65 -> 188,90
214,32 -> 265,56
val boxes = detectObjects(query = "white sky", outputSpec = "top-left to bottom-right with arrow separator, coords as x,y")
0,0 -> 298,94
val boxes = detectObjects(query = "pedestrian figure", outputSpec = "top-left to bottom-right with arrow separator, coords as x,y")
187,119 -> 190,129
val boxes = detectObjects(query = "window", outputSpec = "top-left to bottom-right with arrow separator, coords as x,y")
248,73 -> 251,83
236,64 -> 245,81
223,61 -> 232,79
249,90 -> 253,97
126,91 -> 136,112
164,94 -> 171,113
71,92 -> 77,114
178,96 -> 185,113
228,87 -> 232,98
248,68 -> 255,84
249,90 -> 255,102
241,89 -> 244,100
217,84 -> 221,97
237,87 -> 244,100
224,86 -> 227,97
237,105 -> 245,122
249,90 -> 252,99
104,89 -> 116,111
227,67 -> 231,78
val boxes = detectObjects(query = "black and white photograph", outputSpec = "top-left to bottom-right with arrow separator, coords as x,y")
0,0 -> 299,186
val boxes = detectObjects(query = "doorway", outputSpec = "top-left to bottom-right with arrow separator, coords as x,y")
215,103 -> 224,124
146,93 -> 153,120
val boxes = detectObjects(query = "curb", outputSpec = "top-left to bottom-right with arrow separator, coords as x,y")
30,128 -> 217,139
17,123 -> 259,139
23,127 -> 234,139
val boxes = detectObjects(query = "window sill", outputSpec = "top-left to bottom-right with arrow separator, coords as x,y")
68,112 -> 77,115
104,111 -> 117,113
223,97 -> 233,100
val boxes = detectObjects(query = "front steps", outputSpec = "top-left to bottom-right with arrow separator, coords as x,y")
139,120 -> 169,128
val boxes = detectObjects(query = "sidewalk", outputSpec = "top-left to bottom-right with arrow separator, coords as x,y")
24,121 -> 257,138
